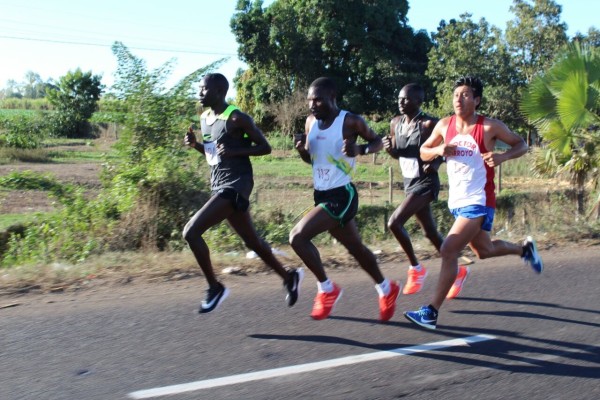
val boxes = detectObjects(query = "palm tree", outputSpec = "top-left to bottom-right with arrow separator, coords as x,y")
521,43 -> 600,216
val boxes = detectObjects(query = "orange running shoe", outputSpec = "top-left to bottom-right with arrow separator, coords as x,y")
311,284 -> 343,320
379,280 -> 401,321
446,265 -> 470,299
403,265 -> 428,295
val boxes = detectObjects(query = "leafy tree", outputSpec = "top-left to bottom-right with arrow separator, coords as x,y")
109,41 -> 226,160
46,68 -> 104,137
22,71 -> 48,99
1,44 -> 223,266
1,79 -> 22,99
425,14 -> 520,127
573,27 -> 600,48
521,43 -> 600,215
506,0 -> 568,85
103,42 -> 223,249
230,0 -> 432,125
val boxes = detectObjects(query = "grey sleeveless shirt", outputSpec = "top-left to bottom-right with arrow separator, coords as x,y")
200,105 -> 254,199
394,113 -> 440,198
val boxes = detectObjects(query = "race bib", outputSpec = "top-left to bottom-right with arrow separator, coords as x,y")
203,141 -> 221,166
399,157 -> 420,179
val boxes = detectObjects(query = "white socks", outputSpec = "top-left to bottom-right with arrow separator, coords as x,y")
375,278 -> 391,297
409,264 -> 423,272
317,279 -> 334,293
320,278 -> 392,296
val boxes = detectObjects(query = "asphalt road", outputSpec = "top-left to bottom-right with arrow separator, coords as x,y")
2,243 -> 599,400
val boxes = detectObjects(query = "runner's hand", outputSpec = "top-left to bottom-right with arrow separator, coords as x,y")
184,125 -> 197,148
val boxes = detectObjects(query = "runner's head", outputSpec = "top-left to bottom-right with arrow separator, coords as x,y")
398,83 -> 425,116
307,77 -> 338,120
199,73 -> 229,108
453,76 -> 483,116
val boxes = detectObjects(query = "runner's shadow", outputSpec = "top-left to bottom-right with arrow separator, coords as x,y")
451,309 -> 600,328
455,297 -> 600,315
248,333 -> 405,351
407,337 -> 600,378
249,332 -> 600,378
327,315 -> 405,327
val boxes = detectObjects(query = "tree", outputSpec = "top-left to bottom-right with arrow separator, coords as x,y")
46,69 -> 104,137
102,42 -> 224,249
22,71 -> 47,99
506,0 -> 568,85
425,14 -> 520,128
521,43 -> 600,215
1,79 -> 22,99
264,86 -> 308,153
573,27 -> 600,48
110,41 -> 226,160
230,0 -> 432,125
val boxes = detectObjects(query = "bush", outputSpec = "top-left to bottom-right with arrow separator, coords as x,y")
0,111 -> 51,149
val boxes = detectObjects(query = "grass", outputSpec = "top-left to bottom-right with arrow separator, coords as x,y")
0,213 -> 45,231
0,147 -> 51,163
0,136 -> 594,295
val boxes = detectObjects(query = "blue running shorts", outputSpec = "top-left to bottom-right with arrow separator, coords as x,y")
450,204 -> 495,232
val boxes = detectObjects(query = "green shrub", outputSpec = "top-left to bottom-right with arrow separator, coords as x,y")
0,111 -> 51,149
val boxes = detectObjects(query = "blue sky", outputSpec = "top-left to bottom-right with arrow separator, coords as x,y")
0,0 -> 597,94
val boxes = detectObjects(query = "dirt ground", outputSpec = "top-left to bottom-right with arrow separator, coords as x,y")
0,162 -> 102,214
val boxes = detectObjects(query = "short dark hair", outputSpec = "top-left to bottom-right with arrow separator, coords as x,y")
309,77 -> 337,96
453,76 -> 483,99
203,73 -> 229,93
402,83 -> 425,102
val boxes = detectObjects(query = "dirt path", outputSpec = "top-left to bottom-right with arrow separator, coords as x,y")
0,162 -> 102,214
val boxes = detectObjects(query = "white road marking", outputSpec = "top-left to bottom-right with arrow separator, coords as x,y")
128,334 -> 495,399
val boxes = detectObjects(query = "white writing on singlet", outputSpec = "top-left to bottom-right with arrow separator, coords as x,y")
203,141 -> 221,166
446,134 -> 487,209
399,157 -> 419,178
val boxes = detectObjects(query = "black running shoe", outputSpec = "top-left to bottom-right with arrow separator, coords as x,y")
199,282 -> 229,313
284,268 -> 304,307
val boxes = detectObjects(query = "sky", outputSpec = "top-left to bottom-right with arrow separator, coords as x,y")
0,0 -> 598,95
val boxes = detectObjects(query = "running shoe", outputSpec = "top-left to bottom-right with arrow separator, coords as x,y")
311,283 -> 342,320
199,282 -> 229,314
284,268 -> 304,307
522,236 -> 543,273
379,280 -> 401,321
404,305 -> 438,330
403,266 -> 428,295
446,265 -> 470,299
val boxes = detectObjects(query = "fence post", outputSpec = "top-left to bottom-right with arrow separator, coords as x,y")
497,163 -> 502,193
388,166 -> 393,204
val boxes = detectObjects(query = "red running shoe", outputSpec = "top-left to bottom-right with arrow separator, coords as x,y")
403,266 -> 427,295
311,284 -> 343,320
446,265 -> 470,299
379,281 -> 401,321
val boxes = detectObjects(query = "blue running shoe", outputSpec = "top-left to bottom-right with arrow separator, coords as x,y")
404,305 -> 438,330
522,236 -> 543,273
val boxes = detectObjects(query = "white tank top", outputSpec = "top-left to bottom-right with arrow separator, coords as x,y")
307,110 -> 355,191
446,133 -> 486,208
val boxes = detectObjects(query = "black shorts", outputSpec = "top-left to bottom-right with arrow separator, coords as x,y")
214,188 -> 250,212
404,173 -> 440,201
314,183 -> 358,225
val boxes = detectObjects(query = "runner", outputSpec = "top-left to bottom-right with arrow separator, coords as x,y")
290,77 -> 400,321
183,73 -> 303,314
404,76 -> 543,330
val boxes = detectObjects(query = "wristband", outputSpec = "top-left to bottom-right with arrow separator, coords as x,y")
364,144 -> 369,155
